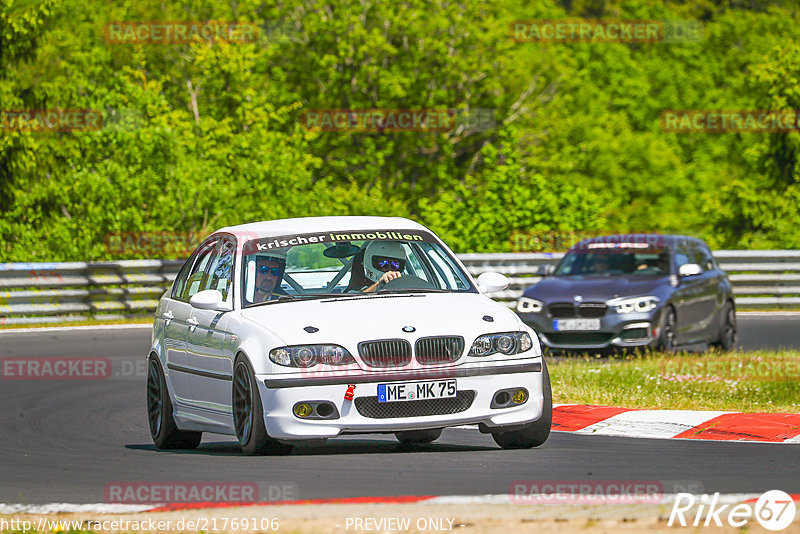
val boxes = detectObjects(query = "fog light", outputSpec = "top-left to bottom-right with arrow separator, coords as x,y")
316,402 -> 334,418
494,391 -> 510,406
293,403 -> 313,418
512,389 -> 528,404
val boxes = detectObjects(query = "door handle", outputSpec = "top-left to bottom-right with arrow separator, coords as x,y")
163,311 -> 174,325
187,317 -> 199,332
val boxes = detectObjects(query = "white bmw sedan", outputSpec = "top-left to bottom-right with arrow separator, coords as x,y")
147,216 -> 551,455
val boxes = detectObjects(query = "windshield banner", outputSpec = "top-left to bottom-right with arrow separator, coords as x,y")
243,229 -> 437,255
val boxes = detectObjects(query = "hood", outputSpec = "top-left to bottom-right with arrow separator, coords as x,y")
524,275 -> 668,302
239,292 -> 520,346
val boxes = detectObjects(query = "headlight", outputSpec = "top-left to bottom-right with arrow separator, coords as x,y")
516,297 -> 544,313
609,296 -> 659,314
269,344 -> 355,368
468,332 -> 533,356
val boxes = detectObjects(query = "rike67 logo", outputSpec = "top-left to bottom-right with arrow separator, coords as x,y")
669,490 -> 796,531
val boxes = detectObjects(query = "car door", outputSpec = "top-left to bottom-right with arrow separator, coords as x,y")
184,237 -> 237,412
671,239 -> 706,343
158,255 -> 194,405
691,241 -> 722,339
168,239 -> 219,404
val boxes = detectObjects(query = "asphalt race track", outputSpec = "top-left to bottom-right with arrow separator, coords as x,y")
0,314 -> 798,505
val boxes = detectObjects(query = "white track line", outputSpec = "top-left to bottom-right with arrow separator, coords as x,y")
576,410 -> 733,439
0,503 -> 154,514
0,494 -> 767,514
0,324 -> 153,335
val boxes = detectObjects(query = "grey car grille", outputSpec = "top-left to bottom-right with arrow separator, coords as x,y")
415,336 -> 464,365
354,391 -> 476,419
549,302 -> 608,318
546,332 -> 614,345
357,339 -> 413,367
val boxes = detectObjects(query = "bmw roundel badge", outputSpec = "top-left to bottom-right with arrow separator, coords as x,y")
402,326 -> 416,333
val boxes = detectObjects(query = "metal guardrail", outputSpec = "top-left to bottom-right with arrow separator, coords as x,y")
1,251 -> 799,325
0,261 -> 182,325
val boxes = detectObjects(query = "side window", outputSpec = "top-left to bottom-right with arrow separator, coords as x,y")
172,254 -> 196,299
205,240 -> 235,300
694,243 -> 715,272
674,241 -> 696,270
179,240 -> 218,301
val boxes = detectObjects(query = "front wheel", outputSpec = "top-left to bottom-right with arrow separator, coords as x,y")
395,428 -> 443,444
657,306 -> 677,351
491,360 -> 552,449
233,356 -> 293,456
147,357 -> 202,449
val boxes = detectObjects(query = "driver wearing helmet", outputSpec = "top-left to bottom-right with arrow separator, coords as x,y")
361,241 -> 407,292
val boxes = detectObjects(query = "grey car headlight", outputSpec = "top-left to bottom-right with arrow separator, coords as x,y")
269,344 -> 355,368
468,332 -> 533,356
609,296 -> 659,314
516,297 -> 544,313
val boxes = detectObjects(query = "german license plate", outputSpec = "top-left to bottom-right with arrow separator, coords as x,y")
377,379 -> 457,403
553,318 -> 601,331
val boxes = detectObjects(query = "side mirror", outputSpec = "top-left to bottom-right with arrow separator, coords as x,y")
189,289 -> 231,311
678,263 -> 703,277
536,264 -> 555,276
477,272 -> 510,294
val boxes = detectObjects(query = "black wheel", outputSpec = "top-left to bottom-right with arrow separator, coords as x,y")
712,302 -> 737,351
233,356 -> 293,456
395,428 -> 443,444
147,357 -> 202,449
657,306 -> 677,351
491,359 -> 552,449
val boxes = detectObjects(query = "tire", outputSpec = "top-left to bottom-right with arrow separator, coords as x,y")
395,428 -> 443,444
711,302 -> 737,351
657,306 -> 677,351
233,355 -> 293,456
147,357 -> 202,450
491,359 -> 552,449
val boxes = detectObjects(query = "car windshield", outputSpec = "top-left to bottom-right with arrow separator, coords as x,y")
241,229 -> 475,307
554,247 -> 671,277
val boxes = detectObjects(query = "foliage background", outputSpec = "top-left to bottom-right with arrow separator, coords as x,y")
1,0 -> 799,260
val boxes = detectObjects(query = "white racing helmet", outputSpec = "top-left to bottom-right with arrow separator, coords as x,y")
363,241 -> 407,283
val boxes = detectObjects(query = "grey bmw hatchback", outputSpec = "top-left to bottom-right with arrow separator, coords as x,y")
515,234 -> 737,352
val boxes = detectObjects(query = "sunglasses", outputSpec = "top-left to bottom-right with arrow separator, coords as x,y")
373,256 -> 405,272
257,265 -> 283,276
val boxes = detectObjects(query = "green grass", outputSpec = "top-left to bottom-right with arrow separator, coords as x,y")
549,349 -> 800,413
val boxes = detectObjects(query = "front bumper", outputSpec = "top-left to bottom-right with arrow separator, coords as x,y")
518,310 -> 663,350
256,360 -> 544,440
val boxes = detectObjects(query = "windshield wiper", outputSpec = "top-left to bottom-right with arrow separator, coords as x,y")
248,294 -> 332,307
376,288 -> 448,294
